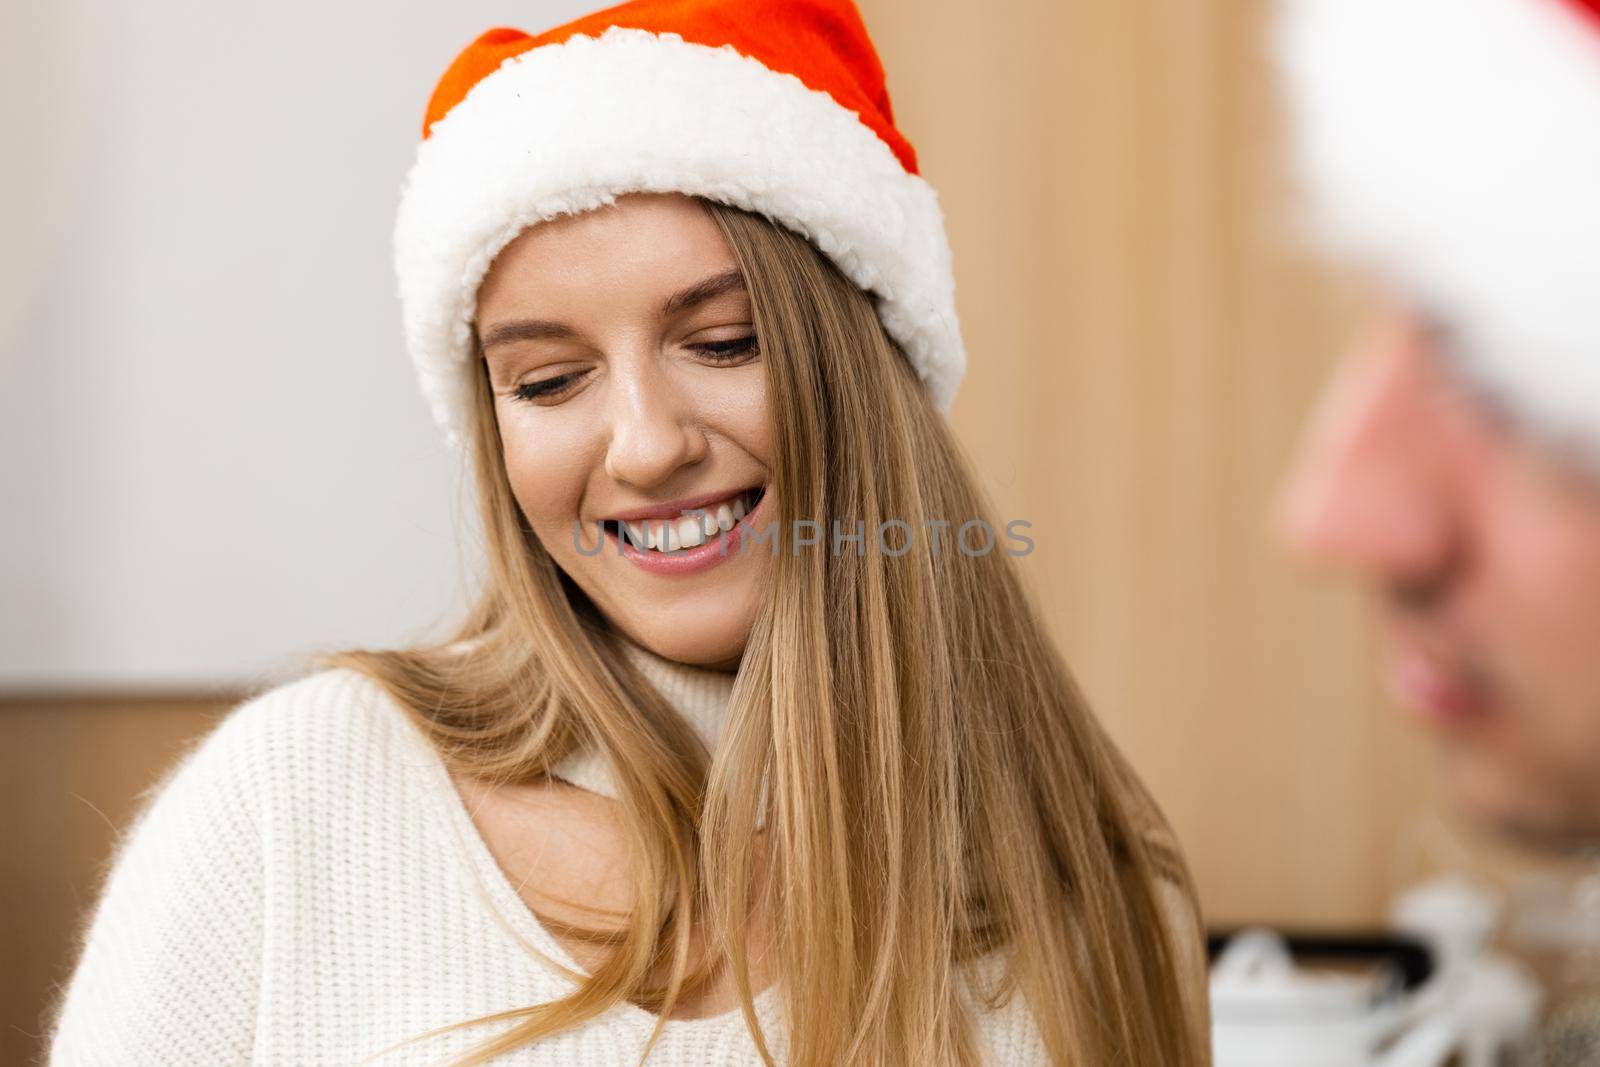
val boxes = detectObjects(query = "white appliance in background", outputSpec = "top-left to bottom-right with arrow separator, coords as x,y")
1210,876 -> 1541,1067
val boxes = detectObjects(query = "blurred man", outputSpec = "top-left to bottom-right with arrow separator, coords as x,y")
1272,0 -> 1600,849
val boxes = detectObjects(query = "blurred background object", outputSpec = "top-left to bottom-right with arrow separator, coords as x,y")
1209,875 -> 1545,1066
1,0 -> 1572,1064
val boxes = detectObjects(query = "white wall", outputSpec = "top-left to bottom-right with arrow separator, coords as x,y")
0,0 -> 594,690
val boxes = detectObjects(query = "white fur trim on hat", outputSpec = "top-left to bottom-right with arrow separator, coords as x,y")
393,25 -> 964,451
1274,0 -> 1600,457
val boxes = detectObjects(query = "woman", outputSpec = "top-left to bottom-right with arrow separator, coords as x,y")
47,2 -> 1211,1065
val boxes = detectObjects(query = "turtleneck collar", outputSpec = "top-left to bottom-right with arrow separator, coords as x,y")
549,631 -> 741,803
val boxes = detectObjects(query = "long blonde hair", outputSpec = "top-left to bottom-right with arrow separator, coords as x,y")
319,197 -> 1211,1066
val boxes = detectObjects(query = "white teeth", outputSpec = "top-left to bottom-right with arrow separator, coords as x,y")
616,489 -> 760,554
676,514 -> 706,549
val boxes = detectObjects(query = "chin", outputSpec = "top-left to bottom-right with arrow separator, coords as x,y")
1442,745 -> 1600,853
615,589 -> 761,670
558,544 -> 768,670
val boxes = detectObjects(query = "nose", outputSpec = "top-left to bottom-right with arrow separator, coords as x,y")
602,356 -> 708,489
1274,312 -> 1461,588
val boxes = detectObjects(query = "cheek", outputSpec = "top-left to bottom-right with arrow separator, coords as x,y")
498,409 -> 595,537
1489,479 -> 1600,630
1475,465 -> 1600,716
1450,495 -> 1600,827
710,365 -> 772,471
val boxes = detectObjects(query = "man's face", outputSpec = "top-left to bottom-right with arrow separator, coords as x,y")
1277,309 -> 1600,847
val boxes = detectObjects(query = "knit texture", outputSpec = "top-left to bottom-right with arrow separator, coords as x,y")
45,637 -> 1055,1065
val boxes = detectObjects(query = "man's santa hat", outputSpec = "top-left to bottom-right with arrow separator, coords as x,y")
392,0 -> 963,451
1275,0 -> 1600,459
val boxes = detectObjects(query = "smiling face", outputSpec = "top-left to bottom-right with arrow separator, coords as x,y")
1276,309 -> 1600,846
474,193 -> 774,671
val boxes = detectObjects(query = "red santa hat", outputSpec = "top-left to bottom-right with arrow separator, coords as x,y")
392,0 -> 963,451
1274,0 -> 1600,459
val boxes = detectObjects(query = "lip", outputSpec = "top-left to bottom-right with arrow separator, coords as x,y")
603,487 -> 772,576
599,485 -> 764,524
1383,643 -> 1489,727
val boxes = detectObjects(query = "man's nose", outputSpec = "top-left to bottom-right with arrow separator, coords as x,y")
1274,313 -> 1459,587
602,359 -> 708,489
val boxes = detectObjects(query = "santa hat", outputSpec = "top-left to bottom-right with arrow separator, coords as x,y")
392,0 -> 963,451
1274,0 -> 1600,459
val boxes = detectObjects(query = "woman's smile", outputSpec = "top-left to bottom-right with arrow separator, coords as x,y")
597,484 -> 771,575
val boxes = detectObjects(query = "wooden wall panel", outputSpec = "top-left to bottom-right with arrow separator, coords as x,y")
861,0 -> 1439,928
3,699 -> 231,1066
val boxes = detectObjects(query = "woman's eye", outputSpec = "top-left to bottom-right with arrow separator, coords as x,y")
507,338 -> 755,405
690,335 -> 760,363
511,372 -> 581,404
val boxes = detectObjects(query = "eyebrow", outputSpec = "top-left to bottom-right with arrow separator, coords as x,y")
662,267 -> 747,316
476,268 -> 748,352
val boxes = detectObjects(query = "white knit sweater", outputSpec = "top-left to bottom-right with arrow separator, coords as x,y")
45,638 -> 1059,1065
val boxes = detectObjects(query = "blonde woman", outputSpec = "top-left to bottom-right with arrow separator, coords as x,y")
47,1 -> 1211,1065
